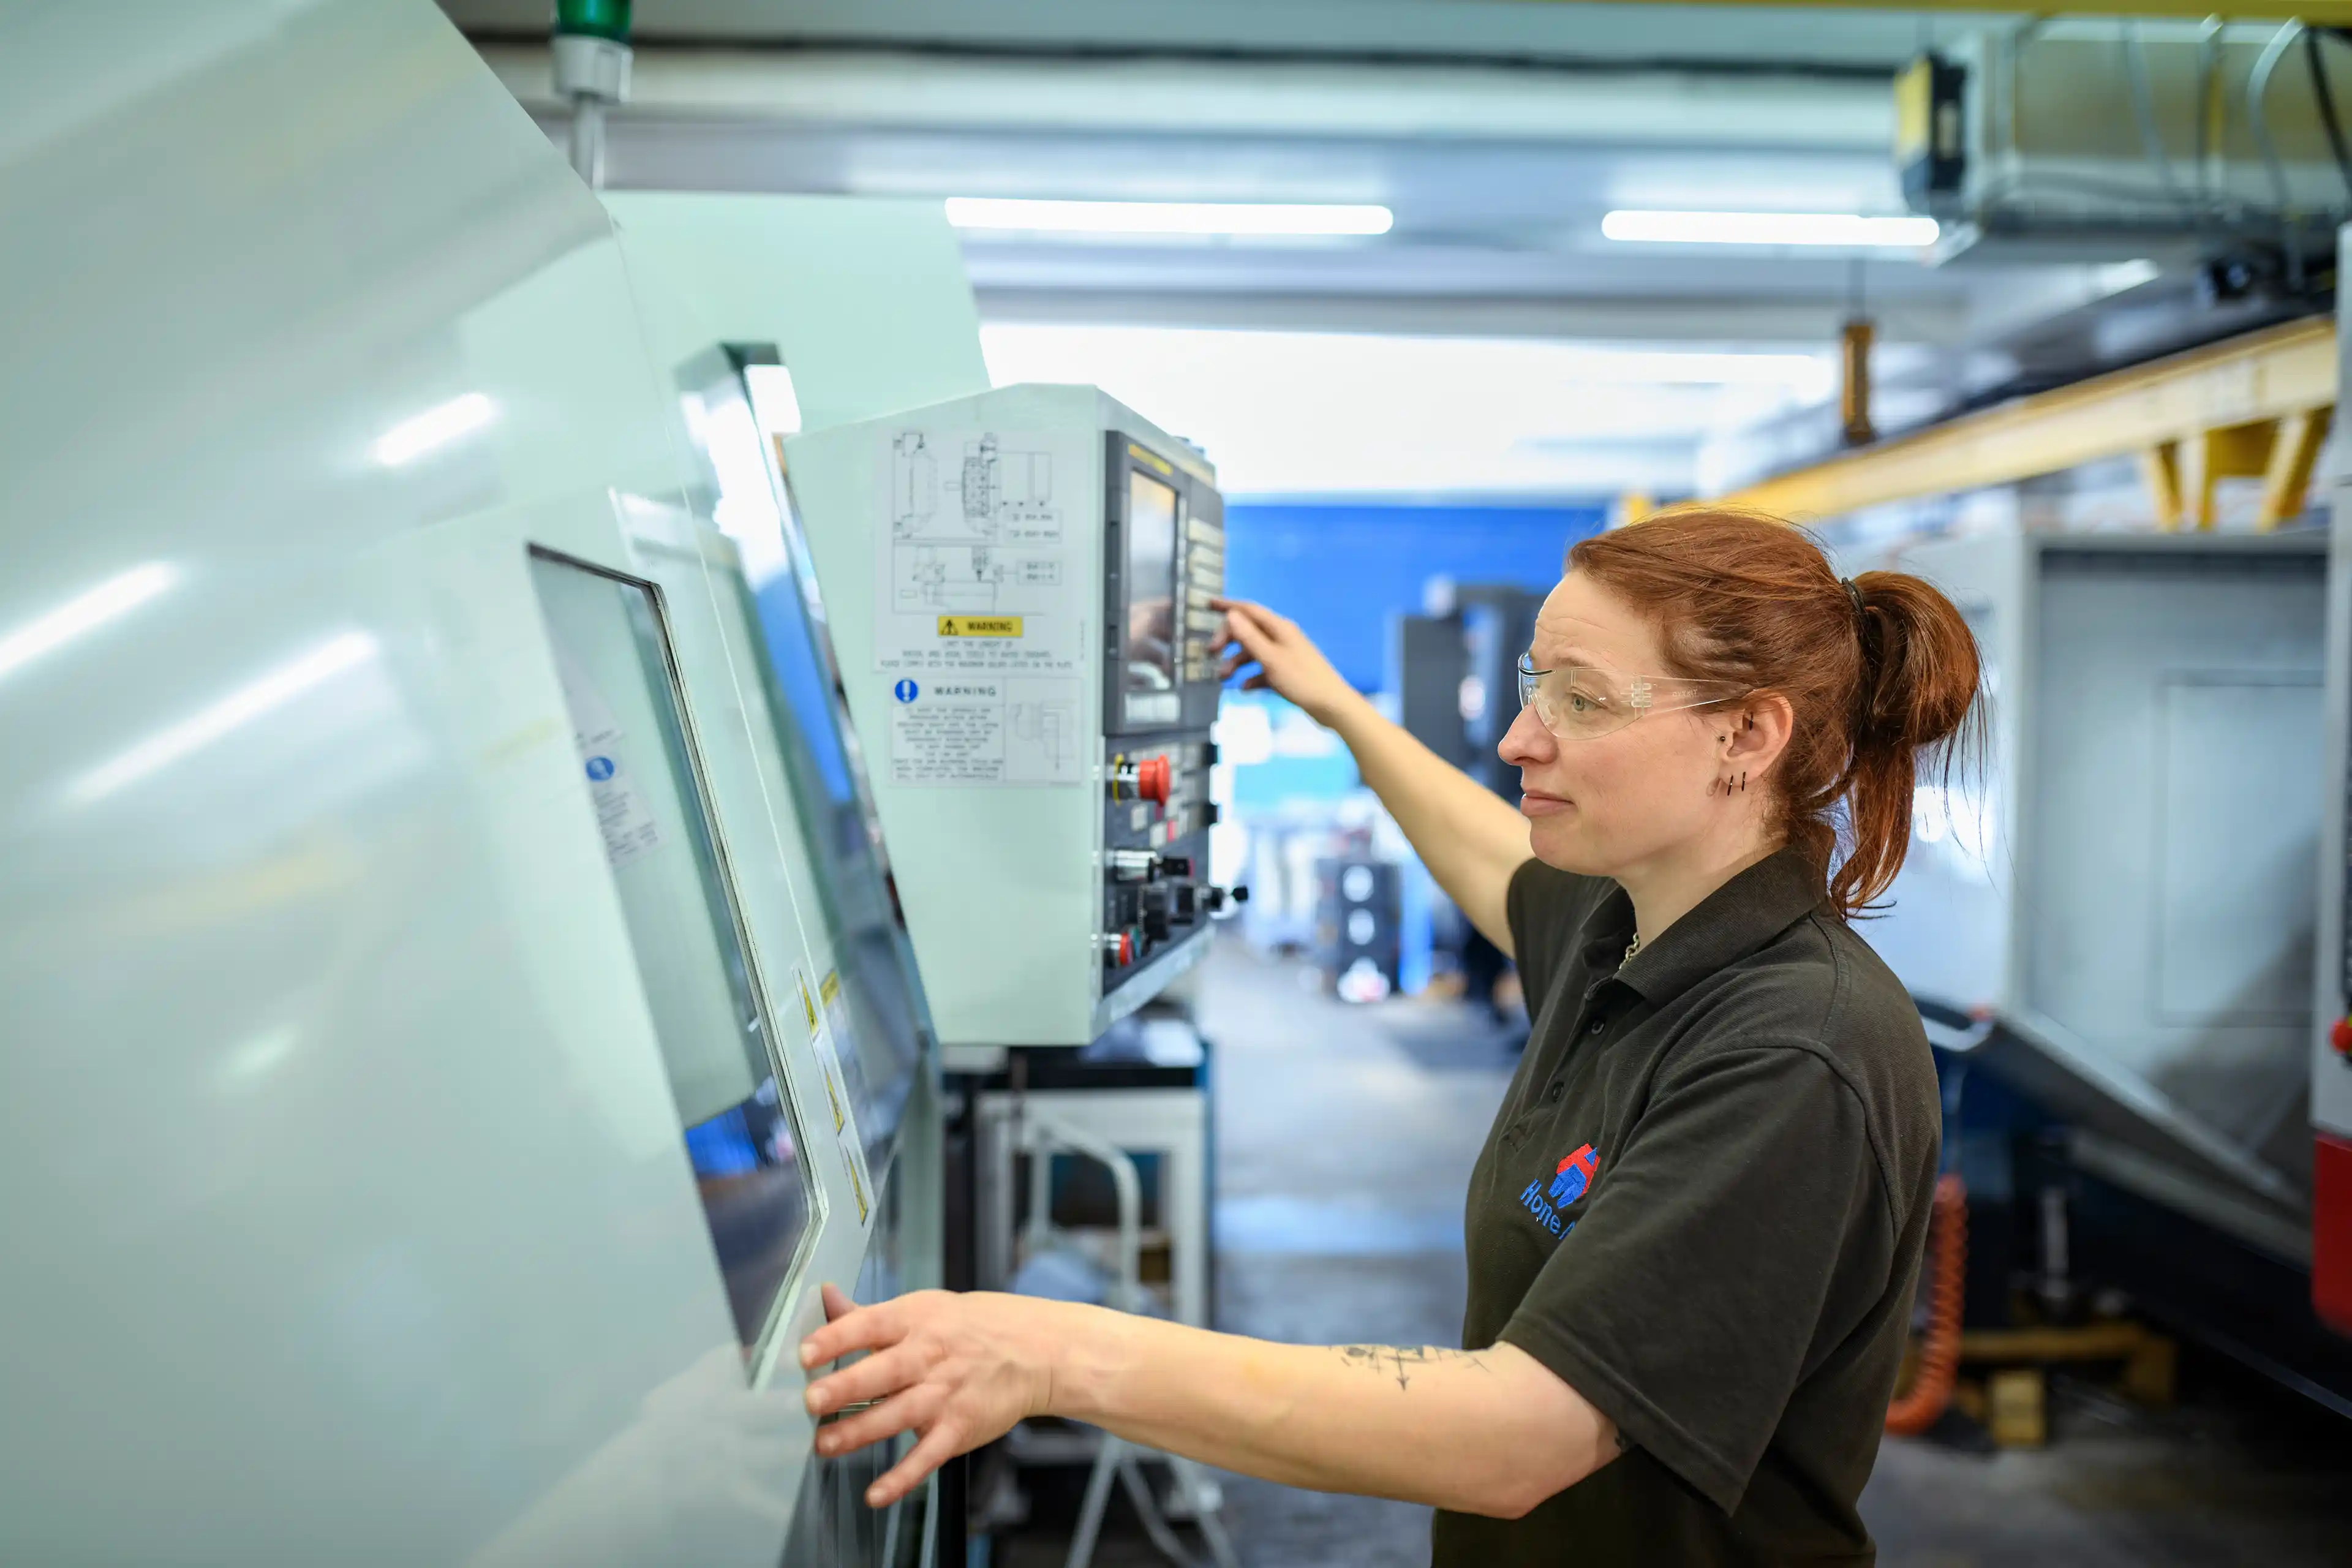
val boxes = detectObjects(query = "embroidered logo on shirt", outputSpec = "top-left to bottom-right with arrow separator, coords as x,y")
1518,1143 -> 1600,1236
1548,1143 -> 1599,1206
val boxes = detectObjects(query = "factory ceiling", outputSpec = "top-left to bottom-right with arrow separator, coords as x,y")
435,1 -> 2337,494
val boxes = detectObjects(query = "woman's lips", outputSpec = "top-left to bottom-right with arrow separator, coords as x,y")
1520,790 -> 1572,818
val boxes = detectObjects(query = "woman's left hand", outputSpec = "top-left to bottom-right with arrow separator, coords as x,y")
798,1284 -> 1074,1507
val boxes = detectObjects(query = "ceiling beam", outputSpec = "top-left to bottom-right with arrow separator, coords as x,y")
1712,315 -> 2336,518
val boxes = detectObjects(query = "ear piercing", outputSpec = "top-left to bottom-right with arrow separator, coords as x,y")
1709,771 -> 1749,797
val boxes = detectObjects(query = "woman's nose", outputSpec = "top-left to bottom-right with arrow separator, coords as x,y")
1498,700 -> 1555,767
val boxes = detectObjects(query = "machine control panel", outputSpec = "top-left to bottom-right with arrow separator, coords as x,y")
785,385 -> 1232,1045
1101,737 -> 1241,981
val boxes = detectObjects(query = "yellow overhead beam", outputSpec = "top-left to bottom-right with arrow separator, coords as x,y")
1714,316 -> 2337,523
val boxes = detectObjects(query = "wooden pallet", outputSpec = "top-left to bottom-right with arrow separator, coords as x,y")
1943,1320 -> 2177,1447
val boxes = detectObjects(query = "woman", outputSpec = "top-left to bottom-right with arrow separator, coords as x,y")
801,507 -> 1981,1565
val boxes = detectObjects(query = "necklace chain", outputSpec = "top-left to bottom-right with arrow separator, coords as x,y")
1623,933 -> 1642,965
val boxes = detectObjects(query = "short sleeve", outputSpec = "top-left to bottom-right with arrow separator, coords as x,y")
1496,1044 -> 1889,1514
1505,859 -> 1611,1008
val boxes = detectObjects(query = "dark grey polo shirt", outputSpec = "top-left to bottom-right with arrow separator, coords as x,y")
1432,850 -> 1940,1567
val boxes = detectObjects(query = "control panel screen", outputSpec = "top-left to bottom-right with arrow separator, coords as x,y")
1123,469 -> 1180,716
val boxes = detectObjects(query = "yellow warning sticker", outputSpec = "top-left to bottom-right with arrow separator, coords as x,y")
937,615 -> 1022,638
797,972 -> 819,1036
841,1145 -> 869,1224
819,969 -> 842,1007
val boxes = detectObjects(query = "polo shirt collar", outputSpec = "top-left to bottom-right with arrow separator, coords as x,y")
1604,848 -> 1827,1008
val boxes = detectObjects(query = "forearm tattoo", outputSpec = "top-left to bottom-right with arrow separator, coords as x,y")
1332,1344 -> 1491,1390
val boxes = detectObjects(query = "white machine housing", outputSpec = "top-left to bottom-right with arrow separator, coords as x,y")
786,386 -> 1231,1052
0,5 -> 935,1563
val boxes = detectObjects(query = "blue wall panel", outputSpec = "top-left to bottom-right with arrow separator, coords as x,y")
1223,500 -> 1607,692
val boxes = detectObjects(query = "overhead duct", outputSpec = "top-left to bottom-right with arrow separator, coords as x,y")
474,43 -> 1893,153
1907,19 -> 2352,294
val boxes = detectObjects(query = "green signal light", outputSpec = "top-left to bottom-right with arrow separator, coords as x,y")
554,0 -> 631,43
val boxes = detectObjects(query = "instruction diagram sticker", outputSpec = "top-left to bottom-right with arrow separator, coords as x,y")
551,650 -> 663,870
873,424 -> 1092,677
888,676 -> 1080,786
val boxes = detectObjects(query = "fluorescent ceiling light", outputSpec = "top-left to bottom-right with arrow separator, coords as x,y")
1602,210 -> 1939,247
72,631 -> 379,802
373,392 -> 496,466
946,197 -> 1393,236
0,562 -> 177,686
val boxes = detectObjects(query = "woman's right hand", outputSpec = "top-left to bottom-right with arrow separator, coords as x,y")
1214,598 -> 1362,728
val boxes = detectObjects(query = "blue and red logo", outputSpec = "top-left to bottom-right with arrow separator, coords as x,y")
1548,1144 -> 1598,1207
1519,1143 -> 1600,1236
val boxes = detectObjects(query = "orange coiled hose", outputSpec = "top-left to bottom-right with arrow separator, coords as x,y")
1886,1172 -> 1967,1436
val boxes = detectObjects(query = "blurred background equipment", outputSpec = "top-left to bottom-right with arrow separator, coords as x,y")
1317,856 -> 1404,1003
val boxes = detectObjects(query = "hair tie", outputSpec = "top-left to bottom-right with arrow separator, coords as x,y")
1841,578 -> 1866,622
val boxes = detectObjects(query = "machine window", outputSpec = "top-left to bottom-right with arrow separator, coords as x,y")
528,549 -> 815,1358
1123,469 -> 1180,712
675,348 -> 928,1182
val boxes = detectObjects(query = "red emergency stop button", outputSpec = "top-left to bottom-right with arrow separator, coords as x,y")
2331,1016 -> 2352,1057
1100,931 -> 1134,966
1138,755 -> 1172,806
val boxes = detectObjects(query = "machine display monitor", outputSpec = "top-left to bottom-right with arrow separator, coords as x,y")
529,549 -> 814,1354
1123,468 -> 1181,721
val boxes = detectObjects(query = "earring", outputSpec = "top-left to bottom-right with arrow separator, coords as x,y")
1740,771 -> 1748,793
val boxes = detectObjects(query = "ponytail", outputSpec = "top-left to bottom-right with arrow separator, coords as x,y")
1569,508 -> 1983,920
1837,571 -> 1986,918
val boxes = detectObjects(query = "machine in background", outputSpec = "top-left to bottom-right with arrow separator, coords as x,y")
1392,584 -> 1544,1014
2312,228 -> 2352,1346
0,5 -> 937,1563
1869,527 -> 2352,1407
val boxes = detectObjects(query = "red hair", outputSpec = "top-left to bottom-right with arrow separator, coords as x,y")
1569,506 -> 1983,919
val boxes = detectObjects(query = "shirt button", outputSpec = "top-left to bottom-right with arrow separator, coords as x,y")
1545,1082 -> 1565,1103
1588,1018 -> 1606,1036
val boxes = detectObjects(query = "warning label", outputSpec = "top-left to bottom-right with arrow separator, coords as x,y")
938,615 -> 1023,637
551,650 -> 664,871
889,676 -> 1081,787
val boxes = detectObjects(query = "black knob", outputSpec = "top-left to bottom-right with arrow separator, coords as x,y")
1142,883 -> 1180,941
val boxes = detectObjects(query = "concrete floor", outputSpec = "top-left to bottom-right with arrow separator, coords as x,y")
996,938 -> 2352,1566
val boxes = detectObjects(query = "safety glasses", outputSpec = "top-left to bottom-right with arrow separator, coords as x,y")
1515,658 -> 1748,741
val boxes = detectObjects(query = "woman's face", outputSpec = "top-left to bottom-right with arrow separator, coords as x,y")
1498,573 -> 1733,877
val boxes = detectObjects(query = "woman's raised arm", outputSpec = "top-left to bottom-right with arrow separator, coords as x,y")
1216,598 -> 1531,956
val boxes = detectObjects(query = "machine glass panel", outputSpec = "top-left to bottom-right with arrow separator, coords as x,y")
677,349 -> 928,1180
1121,467 -> 1182,726
528,549 -> 815,1355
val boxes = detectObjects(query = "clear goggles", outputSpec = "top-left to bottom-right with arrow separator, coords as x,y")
1515,658 -> 1747,740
